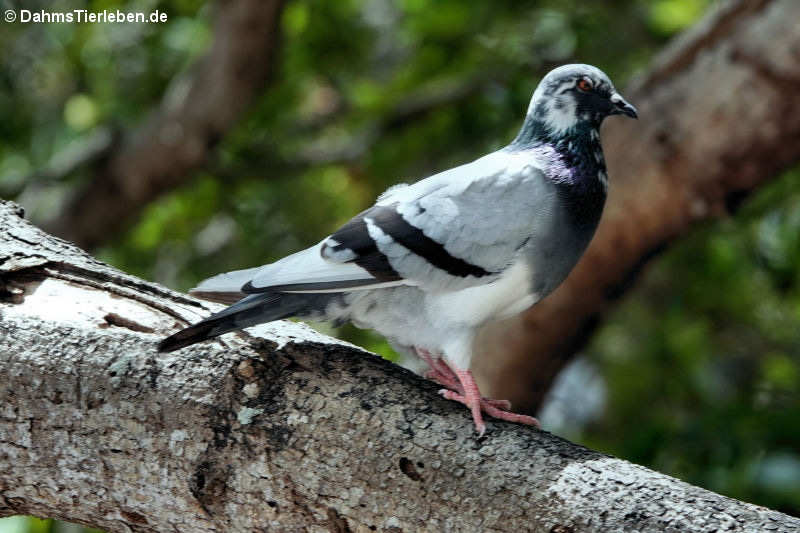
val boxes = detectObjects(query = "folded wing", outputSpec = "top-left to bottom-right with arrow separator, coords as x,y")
194,149 -> 548,299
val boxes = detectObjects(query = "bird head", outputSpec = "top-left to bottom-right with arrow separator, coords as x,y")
526,64 -> 637,135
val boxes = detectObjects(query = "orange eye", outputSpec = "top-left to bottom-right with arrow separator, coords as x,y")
577,78 -> 593,91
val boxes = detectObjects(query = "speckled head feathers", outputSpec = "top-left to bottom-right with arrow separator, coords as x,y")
526,64 -> 637,135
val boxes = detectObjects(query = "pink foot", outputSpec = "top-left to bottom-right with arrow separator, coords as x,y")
416,349 -> 512,410
414,350 -> 541,436
440,389 -> 540,428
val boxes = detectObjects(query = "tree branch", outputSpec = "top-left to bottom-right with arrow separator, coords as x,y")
475,0 -> 800,411
2,205 -> 798,532
44,0 -> 286,250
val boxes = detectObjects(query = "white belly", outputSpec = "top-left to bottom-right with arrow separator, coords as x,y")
427,260 -> 537,328
336,259 -> 537,371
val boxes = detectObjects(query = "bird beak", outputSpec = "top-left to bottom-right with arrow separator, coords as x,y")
610,93 -> 638,119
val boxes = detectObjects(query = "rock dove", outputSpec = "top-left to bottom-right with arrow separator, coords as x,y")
159,64 -> 637,435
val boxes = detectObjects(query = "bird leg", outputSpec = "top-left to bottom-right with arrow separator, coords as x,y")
415,348 -> 462,391
439,370 -> 540,436
439,368 -> 487,435
415,348 -> 540,435
417,350 -> 510,408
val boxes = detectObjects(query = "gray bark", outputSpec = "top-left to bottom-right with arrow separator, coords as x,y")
1,201 -> 798,533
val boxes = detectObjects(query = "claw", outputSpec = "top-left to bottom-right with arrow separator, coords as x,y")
439,388 -> 539,434
418,347 -> 539,434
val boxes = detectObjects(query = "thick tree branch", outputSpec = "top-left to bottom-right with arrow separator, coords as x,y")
475,0 -> 800,411
44,0 -> 286,250
2,206 -> 799,533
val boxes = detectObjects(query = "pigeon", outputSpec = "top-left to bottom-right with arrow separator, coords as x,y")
159,64 -> 637,435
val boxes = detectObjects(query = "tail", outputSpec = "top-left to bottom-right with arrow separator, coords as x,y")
159,292 -> 303,352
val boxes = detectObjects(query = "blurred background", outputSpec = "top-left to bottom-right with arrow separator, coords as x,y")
1,0 -> 799,530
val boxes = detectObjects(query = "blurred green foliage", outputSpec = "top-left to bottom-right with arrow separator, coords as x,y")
3,0 -> 800,530
583,169 -> 800,515
0,516 -> 103,533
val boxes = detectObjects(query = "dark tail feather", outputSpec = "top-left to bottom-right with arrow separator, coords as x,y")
158,291 -> 338,353
159,293 -> 290,352
158,317 -> 232,352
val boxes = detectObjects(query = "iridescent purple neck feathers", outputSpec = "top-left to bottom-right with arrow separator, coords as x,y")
508,118 -> 608,193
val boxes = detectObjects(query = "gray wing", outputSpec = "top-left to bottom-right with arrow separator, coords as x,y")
198,149 -> 551,297
315,150 -> 551,291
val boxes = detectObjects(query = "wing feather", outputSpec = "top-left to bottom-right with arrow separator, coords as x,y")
320,149 -> 548,290
242,242 -> 408,294
192,148 -> 549,298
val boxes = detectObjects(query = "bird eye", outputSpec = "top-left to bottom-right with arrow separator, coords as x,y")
577,78 -> 593,92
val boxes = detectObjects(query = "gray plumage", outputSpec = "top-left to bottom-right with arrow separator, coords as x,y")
158,64 -> 636,433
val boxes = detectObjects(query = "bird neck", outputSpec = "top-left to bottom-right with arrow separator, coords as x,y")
509,114 -> 607,192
